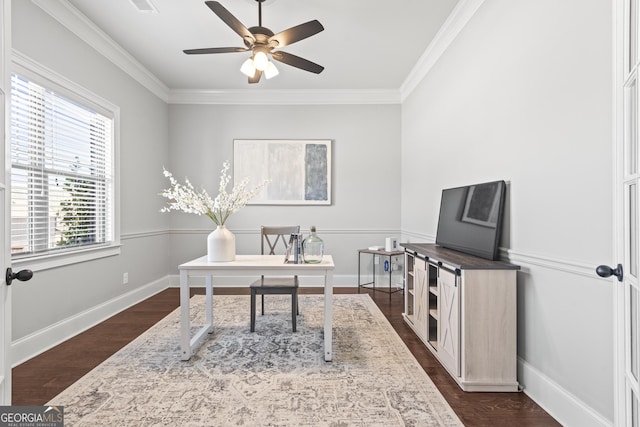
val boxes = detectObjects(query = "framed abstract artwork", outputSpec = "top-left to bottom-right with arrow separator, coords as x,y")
233,139 -> 332,205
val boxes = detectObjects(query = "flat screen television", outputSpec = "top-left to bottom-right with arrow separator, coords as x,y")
435,180 -> 506,261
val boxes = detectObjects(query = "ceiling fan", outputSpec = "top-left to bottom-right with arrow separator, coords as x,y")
184,0 -> 325,84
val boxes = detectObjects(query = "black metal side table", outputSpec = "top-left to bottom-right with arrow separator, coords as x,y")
357,248 -> 404,298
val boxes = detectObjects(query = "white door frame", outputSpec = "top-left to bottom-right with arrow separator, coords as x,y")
614,0 -> 640,425
613,3 -> 624,425
0,0 -> 11,405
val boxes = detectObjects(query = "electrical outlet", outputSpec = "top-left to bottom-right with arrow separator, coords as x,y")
123,272 -> 129,285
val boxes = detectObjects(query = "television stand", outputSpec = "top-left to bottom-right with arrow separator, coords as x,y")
402,243 -> 520,392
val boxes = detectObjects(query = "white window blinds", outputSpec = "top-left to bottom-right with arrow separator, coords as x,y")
10,73 -> 114,258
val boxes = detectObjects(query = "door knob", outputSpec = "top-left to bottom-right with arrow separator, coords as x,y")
596,264 -> 623,282
5,268 -> 33,286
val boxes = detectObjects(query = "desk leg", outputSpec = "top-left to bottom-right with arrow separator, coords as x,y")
179,270 -> 191,361
324,270 -> 334,362
205,275 -> 213,333
357,252 -> 361,294
372,254 -> 376,290
388,255 -> 392,300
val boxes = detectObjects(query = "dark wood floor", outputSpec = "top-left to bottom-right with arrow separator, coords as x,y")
12,287 -> 560,426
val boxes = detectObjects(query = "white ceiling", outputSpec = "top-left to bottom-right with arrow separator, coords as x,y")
63,0 -> 459,92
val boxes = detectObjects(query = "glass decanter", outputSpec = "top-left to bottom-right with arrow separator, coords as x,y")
302,226 -> 324,264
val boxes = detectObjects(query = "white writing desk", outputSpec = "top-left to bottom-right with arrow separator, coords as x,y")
178,255 -> 335,361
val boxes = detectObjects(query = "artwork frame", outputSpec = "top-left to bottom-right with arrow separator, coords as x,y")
461,182 -> 501,228
233,139 -> 332,205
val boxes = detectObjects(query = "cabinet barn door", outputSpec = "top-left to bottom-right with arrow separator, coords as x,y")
414,259 -> 429,341
438,268 -> 460,377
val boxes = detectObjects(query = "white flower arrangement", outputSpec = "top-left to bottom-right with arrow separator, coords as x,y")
160,161 -> 268,226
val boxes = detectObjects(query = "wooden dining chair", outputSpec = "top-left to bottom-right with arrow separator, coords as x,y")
250,225 -> 300,332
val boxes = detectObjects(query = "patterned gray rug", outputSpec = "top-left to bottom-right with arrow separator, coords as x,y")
48,294 -> 462,426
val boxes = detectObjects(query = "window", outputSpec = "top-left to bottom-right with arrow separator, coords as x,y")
10,63 -> 118,268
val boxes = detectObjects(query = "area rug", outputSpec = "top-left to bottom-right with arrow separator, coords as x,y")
48,294 -> 463,426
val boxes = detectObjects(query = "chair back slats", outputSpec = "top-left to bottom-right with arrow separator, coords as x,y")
261,226 -> 300,255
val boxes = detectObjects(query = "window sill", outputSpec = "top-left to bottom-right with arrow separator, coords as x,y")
11,244 -> 122,273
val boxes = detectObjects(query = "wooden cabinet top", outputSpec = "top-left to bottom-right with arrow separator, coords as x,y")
401,243 -> 520,271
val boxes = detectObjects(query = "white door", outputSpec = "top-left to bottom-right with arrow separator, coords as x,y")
614,0 -> 640,425
0,0 -> 10,405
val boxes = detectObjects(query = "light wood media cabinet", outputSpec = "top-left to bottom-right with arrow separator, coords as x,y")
402,243 -> 520,392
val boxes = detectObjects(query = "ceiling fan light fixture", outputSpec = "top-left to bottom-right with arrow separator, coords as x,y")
240,57 -> 256,77
253,51 -> 269,71
185,1 -> 325,84
264,61 -> 279,79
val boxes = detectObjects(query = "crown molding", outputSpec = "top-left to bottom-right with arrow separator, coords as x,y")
400,0 -> 486,102
30,0 -> 399,106
168,88 -> 401,105
31,0 -> 170,102
31,0 -> 482,106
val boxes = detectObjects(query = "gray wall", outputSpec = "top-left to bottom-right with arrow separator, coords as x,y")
8,0 -> 617,424
11,1 -> 170,343
401,0 -> 614,424
167,103 -> 401,278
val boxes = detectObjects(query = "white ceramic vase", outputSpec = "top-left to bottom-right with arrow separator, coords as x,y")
207,225 -> 236,262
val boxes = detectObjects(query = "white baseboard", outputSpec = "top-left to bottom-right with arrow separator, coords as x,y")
11,276 -> 170,367
518,358 -> 613,427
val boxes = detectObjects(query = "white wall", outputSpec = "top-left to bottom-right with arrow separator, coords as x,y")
401,1 -> 614,425
10,1 -> 170,349
167,103 -> 401,278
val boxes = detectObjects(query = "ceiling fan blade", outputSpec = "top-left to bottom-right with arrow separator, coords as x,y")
271,51 -> 324,74
248,70 -> 263,84
205,1 -> 255,42
269,20 -> 324,48
183,47 -> 249,55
